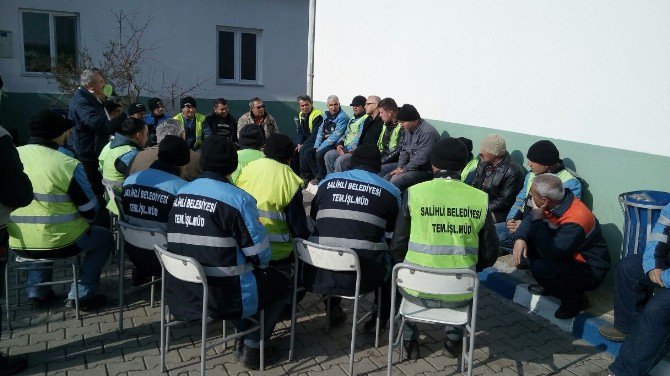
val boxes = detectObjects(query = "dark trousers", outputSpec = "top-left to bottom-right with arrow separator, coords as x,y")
528,257 -> 606,301
315,147 -> 332,180
329,277 -> 393,323
383,170 -> 432,192
299,141 -> 318,180
125,242 -> 161,278
80,159 -> 104,196
612,253 -> 655,333
610,287 -> 670,375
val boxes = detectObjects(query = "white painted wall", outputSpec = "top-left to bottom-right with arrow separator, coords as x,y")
313,1 -> 670,157
0,0 -> 308,102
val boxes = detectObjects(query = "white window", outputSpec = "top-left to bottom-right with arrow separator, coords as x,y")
20,9 -> 79,74
217,27 -> 262,85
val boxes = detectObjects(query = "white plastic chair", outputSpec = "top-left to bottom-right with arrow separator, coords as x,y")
153,245 -> 266,375
386,263 -> 479,376
288,239 -> 382,376
4,249 -> 82,331
116,219 -> 166,333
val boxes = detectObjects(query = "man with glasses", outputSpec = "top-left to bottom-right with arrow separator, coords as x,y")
359,95 -> 384,146
237,97 -> 278,141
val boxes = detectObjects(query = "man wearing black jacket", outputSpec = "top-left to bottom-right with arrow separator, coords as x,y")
203,98 -> 237,143
0,125 -> 32,374
359,95 -> 383,146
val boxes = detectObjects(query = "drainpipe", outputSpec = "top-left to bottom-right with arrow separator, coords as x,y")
306,0 -> 316,97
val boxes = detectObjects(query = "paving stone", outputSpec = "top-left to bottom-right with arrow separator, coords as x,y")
107,357 -> 146,375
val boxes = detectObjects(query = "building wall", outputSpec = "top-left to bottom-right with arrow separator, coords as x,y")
0,0 -> 309,140
312,1 -> 670,272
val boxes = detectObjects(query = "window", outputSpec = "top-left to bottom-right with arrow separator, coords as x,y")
217,27 -> 262,85
20,10 -> 78,74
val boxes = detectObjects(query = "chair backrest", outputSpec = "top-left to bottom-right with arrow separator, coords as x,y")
154,244 -> 207,284
117,220 -> 167,251
102,179 -> 118,202
293,238 -> 359,272
394,263 -> 478,296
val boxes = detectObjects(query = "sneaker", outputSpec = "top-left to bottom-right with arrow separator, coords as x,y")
64,294 -> 108,311
444,337 -> 463,358
554,294 -> 589,319
238,345 -> 280,370
0,353 -> 28,376
328,304 -> 347,328
28,289 -> 56,308
527,284 -> 553,296
599,326 -> 627,342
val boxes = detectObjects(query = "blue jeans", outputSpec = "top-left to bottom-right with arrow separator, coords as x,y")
400,292 -> 465,342
495,221 -> 515,254
609,256 -> 670,375
315,147 -> 333,180
378,163 -> 397,178
324,149 -> 340,175
383,170 -> 432,192
27,226 -> 112,300
334,153 -> 352,172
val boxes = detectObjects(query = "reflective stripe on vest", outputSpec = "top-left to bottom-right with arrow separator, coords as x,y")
316,208 -> 386,228
203,263 -> 253,277
309,236 -> 388,251
168,233 -> 237,247
377,122 -> 401,152
236,158 -> 302,261
102,145 -> 134,215
404,179 -> 487,302
298,108 -> 324,132
648,232 -> 668,243
8,145 -> 89,251
342,115 -> 368,147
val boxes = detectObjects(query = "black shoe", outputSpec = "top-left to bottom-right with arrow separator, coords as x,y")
279,304 -> 293,321
0,354 -> 28,376
403,339 -> 421,360
238,345 -> 280,370
444,337 -> 463,358
131,267 -> 151,287
28,290 -> 56,308
554,295 -> 589,319
527,284 -> 552,296
328,305 -> 347,328
64,294 -> 108,311
233,339 -> 244,361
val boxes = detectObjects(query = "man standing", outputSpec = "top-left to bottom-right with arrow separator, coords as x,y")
8,110 -> 112,311
68,69 -> 110,196
390,137 -> 498,358
377,98 -> 404,177
0,125 -> 32,375
598,203 -> 670,376
497,140 -> 582,255
173,96 -> 207,150
359,96 -> 383,146
384,104 -> 439,191
203,98 -> 238,143
468,134 -> 524,223
121,136 -> 190,284
98,118 -> 148,215
230,125 -> 266,184
128,119 -> 201,182
310,95 -> 350,183
512,174 -> 610,319
145,97 -> 168,146
305,144 -> 401,327
237,133 -> 310,264
296,95 -> 324,185
324,95 -> 368,173
166,136 -> 290,369
237,97 -> 278,141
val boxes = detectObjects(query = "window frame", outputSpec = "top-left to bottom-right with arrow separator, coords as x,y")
19,8 -> 80,76
216,26 -> 263,86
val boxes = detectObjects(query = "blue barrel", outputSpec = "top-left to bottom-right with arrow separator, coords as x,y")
619,190 -> 670,258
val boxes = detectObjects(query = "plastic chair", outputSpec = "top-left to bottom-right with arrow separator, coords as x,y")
115,218 -> 166,333
288,239 -> 382,376
103,179 -> 121,257
4,248 -> 82,331
153,245 -> 266,374
386,264 -> 479,376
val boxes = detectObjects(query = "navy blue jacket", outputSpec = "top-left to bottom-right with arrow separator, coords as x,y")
68,88 -> 110,161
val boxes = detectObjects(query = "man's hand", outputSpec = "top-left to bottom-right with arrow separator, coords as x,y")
649,268 -> 665,287
390,167 -> 404,176
296,144 -> 302,152
336,145 -> 345,155
513,239 -> 527,266
506,219 -> 521,233
529,197 -> 546,220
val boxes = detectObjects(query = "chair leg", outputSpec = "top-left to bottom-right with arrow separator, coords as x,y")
288,282 -> 299,361
72,264 -> 80,322
200,311 -> 207,376
118,240 -> 125,333
260,310 -> 265,371
325,296 -> 331,334
348,295 -> 359,376
159,268 -> 166,373
222,320 -> 227,351
375,286 -> 382,348
13,266 -> 19,306
150,276 -> 156,307
461,327 -> 466,373
4,260 -> 11,332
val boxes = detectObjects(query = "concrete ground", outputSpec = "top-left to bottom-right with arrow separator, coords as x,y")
0,258 -> 613,376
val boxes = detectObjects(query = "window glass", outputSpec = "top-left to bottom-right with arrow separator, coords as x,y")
218,31 -> 235,80
240,33 -> 257,81
22,12 -> 51,72
54,16 -> 77,68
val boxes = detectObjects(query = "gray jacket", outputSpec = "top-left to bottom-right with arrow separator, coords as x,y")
397,119 -> 440,172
